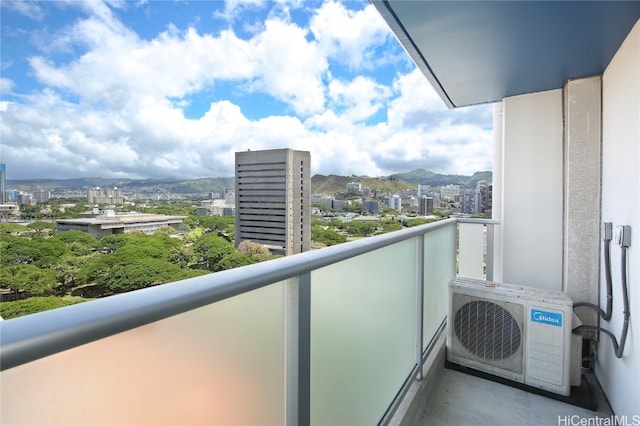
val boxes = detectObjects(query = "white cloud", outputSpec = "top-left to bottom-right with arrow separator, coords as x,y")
0,78 -> 14,94
328,75 -> 391,122
215,0 -> 265,21
310,1 -> 390,70
250,19 -> 327,115
1,0 -> 45,21
387,68 -> 447,129
0,0 -> 494,181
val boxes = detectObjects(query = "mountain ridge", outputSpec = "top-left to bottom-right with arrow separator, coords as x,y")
7,169 -> 492,195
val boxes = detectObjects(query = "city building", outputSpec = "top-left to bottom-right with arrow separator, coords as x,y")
417,184 -> 429,198
0,203 -> 19,220
439,184 -> 460,202
332,199 -> 349,212
87,187 -> 124,204
475,180 -> 492,215
17,192 -> 35,206
388,194 -> 402,212
223,189 -> 235,205
32,189 -> 51,204
418,196 -> 434,216
361,200 -> 379,214
310,194 -> 334,210
346,182 -> 361,192
196,199 -> 235,217
459,190 -> 476,215
56,212 -> 185,237
235,148 -> 311,255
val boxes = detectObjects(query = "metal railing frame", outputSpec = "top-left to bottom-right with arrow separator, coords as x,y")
0,217 -> 498,425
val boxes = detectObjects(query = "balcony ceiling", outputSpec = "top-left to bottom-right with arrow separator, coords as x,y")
372,1 -> 640,108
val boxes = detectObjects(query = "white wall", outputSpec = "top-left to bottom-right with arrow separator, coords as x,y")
500,90 -> 564,291
597,20 -> 640,418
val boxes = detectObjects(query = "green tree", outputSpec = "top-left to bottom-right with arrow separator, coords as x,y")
153,225 -> 177,236
0,264 -> 56,301
55,255 -> 94,293
216,252 -> 255,271
29,236 -> 70,268
0,234 -> 39,265
183,226 -> 205,243
169,244 -> 199,269
27,220 -> 57,236
311,226 -> 347,246
0,296 -> 84,319
377,219 -> 403,234
78,233 -> 183,291
97,234 -> 130,253
341,221 -> 377,236
404,218 -> 431,227
78,243 -> 206,293
55,230 -> 98,255
237,240 -> 271,262
197,216 -> 234,233
19,205 -> 43,220
0,223 -> 30,235
102,258 -> 206,293
192,233 -> 235,271
0,234 -> 69,267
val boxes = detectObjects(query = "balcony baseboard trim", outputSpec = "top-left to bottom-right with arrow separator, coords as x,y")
386,327 -> 447,426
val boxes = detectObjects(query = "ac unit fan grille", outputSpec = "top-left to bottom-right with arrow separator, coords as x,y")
454,300 -> 522,361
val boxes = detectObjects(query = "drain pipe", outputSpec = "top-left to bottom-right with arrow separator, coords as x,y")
574,225 -> 631,358
574,222 -> 613,320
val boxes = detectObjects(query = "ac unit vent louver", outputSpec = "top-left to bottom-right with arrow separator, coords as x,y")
454,300 -> 522,361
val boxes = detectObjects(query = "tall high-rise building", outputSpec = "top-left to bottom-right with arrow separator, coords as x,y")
33,189 -> 51,203
419,197 -> 434,216
0,163 -> 6,204
235,148 -> 311,255
87,187 -> 124,204
389,194 -> 402,212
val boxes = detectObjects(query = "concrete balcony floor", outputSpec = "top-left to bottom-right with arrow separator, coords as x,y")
420,368 -> 613,426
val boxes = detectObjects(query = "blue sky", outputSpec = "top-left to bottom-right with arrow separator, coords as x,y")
0,0 -> 493,180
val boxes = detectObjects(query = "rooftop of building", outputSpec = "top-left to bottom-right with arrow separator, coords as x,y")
56,212 -> 185,225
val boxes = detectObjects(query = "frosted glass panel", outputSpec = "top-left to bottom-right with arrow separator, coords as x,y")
424,223 -> 456,349
458,222 -> 485,279
1,283 -> 284,426
311,239 -> 417,425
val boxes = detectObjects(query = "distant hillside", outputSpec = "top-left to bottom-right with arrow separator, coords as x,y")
6,177 -> 235,194
389,169 -> 492,189
5,177 -> 135,192
7,170 -> 490,196
311,175 -> 416,194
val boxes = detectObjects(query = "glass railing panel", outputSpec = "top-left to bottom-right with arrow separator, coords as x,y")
458,222 -> 486,279
423,222 -> 456,349
0,282 -> 285,426
310,238 -> 417,425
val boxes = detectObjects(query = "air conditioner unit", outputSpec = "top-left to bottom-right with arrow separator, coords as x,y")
448,277 -> 578,396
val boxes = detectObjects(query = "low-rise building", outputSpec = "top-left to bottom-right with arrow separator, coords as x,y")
196,199 -> 235,217
56,212 -> 185,237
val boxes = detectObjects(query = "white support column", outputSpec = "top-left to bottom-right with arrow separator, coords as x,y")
563,76 -> 602,330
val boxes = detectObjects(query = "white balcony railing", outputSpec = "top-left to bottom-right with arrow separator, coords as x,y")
0,218 -> 497,425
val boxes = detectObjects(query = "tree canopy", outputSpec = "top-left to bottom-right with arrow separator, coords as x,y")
0,264 -> 56,300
